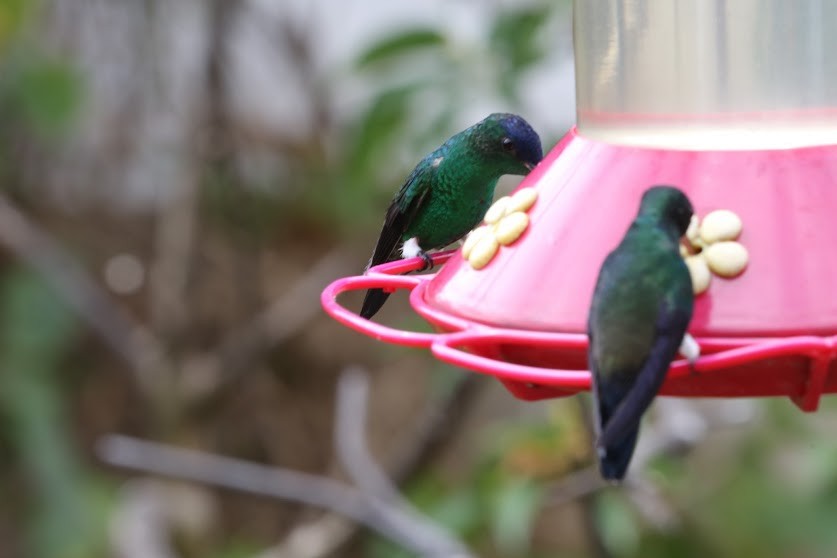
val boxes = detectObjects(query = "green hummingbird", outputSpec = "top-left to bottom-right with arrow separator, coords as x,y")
360,113 -> 542,319
587,185 -> 699,481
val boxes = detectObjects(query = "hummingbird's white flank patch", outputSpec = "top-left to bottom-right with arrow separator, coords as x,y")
431,157 -> 444,168
401,237 -> 422,259
678,332 -> 700,363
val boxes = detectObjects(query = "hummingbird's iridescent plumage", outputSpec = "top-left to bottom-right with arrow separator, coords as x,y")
360,113 -> 542,319
588,185 -> 696,481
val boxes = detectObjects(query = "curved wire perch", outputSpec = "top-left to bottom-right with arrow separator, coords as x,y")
322,254 -> 837,412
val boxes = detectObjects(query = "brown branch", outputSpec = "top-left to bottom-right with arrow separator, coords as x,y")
544,399 -> 752,530
335,367 -> 403,500
149,179 -> 198,342
263,371 -> 484,558
254,515 -> 354,558
110,480 -> 178,558
181,246 -> 352,406
217,247 -> 351,377
389,374 -> 484,485
334,367 -> 472,555
97,433 -> 473,557
0,193 -> 174,405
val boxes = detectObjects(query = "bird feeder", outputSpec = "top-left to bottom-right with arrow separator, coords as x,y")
322,0 -> 837,412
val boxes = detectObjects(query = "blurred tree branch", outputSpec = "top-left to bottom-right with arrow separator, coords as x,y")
389,373 -> 483,484
0,189 -> 481,552
0,192 -> 176,414
110,480 -> 178,558
0,157 -> 482,554
334,367 -> 473,555
544,397 -> 754,550
262,372 -> 483,558
180,245 -> 353,409
337,366 -> 427,502
99,367 -> 475,557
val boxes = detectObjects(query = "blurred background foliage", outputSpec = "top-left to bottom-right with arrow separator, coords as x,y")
0,1 -> 835,557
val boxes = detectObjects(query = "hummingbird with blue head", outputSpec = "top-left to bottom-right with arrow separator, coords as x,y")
360,113 -> 543,319
587,185 -> 700,482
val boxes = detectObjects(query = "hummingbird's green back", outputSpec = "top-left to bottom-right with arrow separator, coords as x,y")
403,139 -> 508,248
589,222 -> 693,378
587,185 -> 695,481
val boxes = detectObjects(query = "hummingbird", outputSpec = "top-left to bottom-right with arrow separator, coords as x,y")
587,185 -> 699,482
360,113 -> 542,320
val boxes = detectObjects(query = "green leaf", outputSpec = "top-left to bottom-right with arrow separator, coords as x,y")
491,478 -> 542,555
0,269 -> 104,558
16,58 -> 83,136
347,83 -> 421,180
489,7 -> 550,99
209,538 -> 265,558
356,29 -> 446,69
0,0 -> 31,49
365,536 -> 415,558
490,7 -> 550,67
595,491 -> 639,557
1,268 -> 77,353
430,490 -> 482,538
402,473 -> 483,540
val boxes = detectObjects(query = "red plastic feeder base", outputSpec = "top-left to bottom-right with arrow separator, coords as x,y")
322,129 -> 837,412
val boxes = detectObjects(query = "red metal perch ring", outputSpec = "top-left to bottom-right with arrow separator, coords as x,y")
322,252 -> 837,412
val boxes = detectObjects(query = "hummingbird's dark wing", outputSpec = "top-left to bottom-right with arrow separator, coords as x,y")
360,164 -> 434,320
367,168 -> 432,270
596,300 -> 691,454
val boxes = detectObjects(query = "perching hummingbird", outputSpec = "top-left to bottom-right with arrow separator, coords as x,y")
360,113 -> 542,319
587,185 -> 699,482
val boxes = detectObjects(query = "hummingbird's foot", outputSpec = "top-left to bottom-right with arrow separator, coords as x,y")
418,250 -> 434,272
401,237 -> 433,271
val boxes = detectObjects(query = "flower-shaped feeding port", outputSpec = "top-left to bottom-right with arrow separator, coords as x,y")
682,210 -> 749,295
462,187 -> 538,269
323,128 -> 837,414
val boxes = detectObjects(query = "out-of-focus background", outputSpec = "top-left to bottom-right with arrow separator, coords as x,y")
4,0 -> 837,557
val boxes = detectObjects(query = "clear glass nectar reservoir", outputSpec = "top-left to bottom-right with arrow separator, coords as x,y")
574,0 -> 837,149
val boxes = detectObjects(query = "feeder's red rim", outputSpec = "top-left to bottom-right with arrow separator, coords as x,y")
321,254 -> 837,354
321,251 -> 837,411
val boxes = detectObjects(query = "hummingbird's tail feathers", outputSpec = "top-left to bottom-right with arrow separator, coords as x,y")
360,288 -> 390,320
594,380 -> 640,481
597,425 -> 639,482
598,312 -> 686,451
